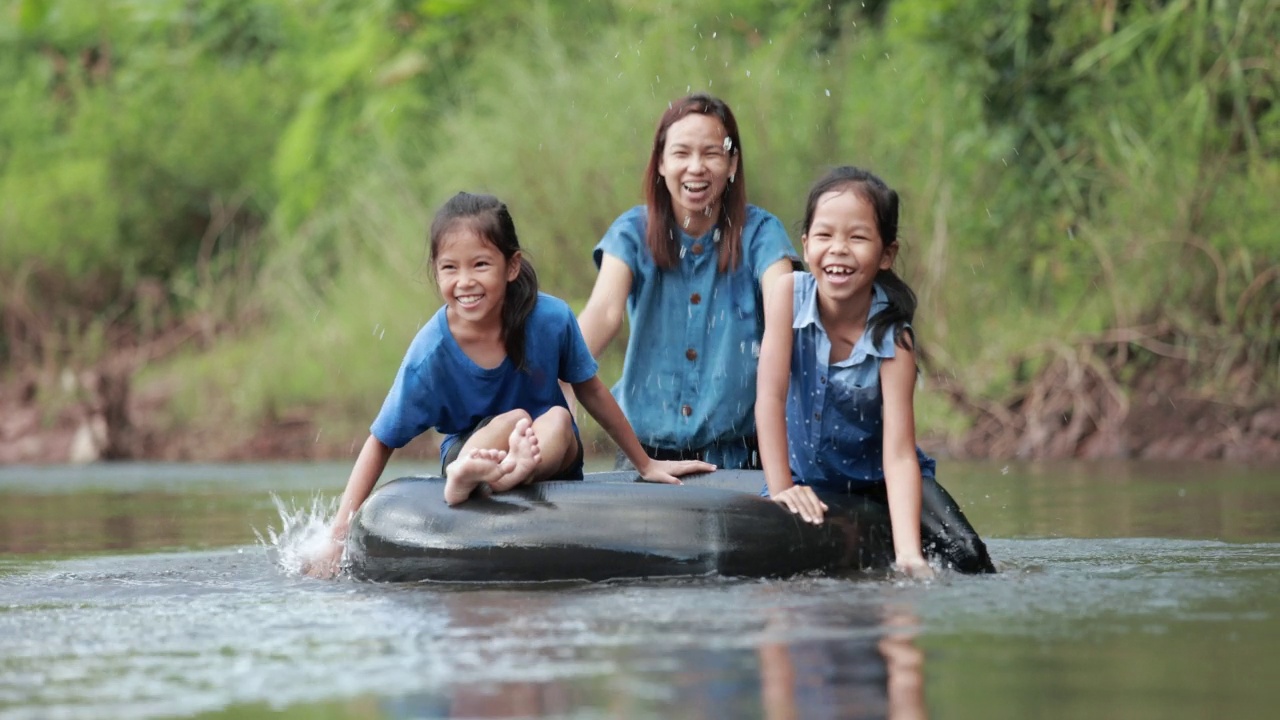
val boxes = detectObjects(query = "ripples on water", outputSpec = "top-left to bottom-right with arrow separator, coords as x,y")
3,465 -> 1279,719
3,533 -> 1278,719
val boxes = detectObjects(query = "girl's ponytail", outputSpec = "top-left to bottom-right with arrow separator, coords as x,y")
502,254 -> 538,371
869,268 -> 917,351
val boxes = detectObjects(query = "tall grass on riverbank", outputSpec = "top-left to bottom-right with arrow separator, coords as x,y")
2,0 -> 1276,460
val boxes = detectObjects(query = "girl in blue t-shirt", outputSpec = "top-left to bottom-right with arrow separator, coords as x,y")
756,167 -> 994,576
310,192 -> 714,577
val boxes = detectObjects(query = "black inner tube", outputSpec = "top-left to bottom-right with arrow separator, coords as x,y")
345,470 -> 993,582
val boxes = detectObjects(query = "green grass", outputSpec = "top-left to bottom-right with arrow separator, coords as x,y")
2,0 -> 1276,453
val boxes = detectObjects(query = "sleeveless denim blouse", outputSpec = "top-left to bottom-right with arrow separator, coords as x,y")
786,272 -> 936,488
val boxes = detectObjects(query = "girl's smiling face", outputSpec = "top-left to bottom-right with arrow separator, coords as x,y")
658,113 -> 738,233
802,188 -> 897,302
433,227 -> 519,326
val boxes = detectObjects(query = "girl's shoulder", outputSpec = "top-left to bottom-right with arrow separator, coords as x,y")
529,292 -> 575,325
789,271 -> 820,322
401,306 -> 453,368
790,268 -> 816,291
533,291 -> 570,312
409,305 -> 450,343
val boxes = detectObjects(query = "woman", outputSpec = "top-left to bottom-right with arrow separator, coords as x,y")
577,94 -> 798,469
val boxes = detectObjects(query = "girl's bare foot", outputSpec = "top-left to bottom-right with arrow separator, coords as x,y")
502,418 -> 542,487
443,448 -> 509,505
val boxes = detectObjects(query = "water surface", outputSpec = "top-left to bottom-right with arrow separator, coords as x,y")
1,461 -> 1277,719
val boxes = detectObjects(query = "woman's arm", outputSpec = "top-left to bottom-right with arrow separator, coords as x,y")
577,254 -> 633,358
563,254 -> 634,413
306,434 -> 394,578
756,273 -> 827,523
880,342 -> 932,577
573,375 -> 715,482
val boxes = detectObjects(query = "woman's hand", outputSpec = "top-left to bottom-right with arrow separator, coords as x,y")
636,459 -> 716,484
771,485 -> 829,524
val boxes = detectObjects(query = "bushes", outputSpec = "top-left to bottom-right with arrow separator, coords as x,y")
2,0 -> 1275,455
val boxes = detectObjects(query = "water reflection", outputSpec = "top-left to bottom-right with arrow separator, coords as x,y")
376,587 -> 928,720
757,604 -> 925,720
428,592 -> 597,718
0,492 -> 186,555
959,460 -> 1280,541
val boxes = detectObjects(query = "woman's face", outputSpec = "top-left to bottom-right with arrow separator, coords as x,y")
658,113 -> 738,234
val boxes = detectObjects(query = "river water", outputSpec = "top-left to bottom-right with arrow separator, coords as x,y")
1,460 -> 1277,719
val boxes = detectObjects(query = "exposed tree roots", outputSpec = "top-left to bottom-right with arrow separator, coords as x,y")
937,327 -> 1280,462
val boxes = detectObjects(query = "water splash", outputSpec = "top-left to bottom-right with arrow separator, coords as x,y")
255,493 -> 340,577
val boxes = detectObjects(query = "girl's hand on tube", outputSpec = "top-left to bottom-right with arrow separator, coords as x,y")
771,485 -> 828,524
637,459 -> 717,485
895,555 -> 935,580
303,536 -> 345,579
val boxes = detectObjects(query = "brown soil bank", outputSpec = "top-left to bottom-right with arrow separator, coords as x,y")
2,352 -> 1277,466
935,349 -> 1280,463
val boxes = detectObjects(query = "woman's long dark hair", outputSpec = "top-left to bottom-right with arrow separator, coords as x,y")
643,93 -> 747,272
429,192 -> 538,370
801,166 -> 917,351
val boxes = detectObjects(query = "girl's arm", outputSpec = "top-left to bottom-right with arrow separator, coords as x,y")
756,272 -> 795,495
572,375 -> 715,482
306,434 -> 394,578
879,340 -> 932,577
756,273 -> 827,523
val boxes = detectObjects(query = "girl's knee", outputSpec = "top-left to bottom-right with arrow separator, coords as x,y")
534,406 -> 578,449
535,406 -> 572,429
493,409 -> 533,428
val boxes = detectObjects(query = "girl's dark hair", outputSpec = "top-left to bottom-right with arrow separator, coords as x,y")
429,192 -> 538,370
802,166 -> 917,351
643,93 -> 747,272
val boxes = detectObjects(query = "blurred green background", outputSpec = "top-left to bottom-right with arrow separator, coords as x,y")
1,0 -> 1275,462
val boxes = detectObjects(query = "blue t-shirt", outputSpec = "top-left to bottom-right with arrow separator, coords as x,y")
593,205 -> 797,467
786,272 -> 936,488
371,293 -> 599,458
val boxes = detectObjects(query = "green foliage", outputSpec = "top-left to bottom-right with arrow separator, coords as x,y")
1,0 -> 1276,448
909,0 -> 1279,397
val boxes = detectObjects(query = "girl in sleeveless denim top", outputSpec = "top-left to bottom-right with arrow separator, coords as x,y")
757,167 -> 995,576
